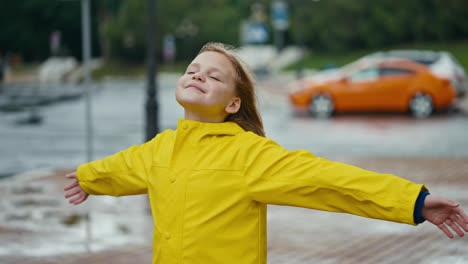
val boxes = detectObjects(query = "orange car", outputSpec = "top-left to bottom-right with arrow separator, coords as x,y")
289,59 -> 457,118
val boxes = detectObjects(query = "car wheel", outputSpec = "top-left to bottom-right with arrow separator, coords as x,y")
409,93 -> 433,118
309,94 -> 334,118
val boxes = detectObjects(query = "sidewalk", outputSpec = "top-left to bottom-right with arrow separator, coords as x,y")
1,157 -> 468,263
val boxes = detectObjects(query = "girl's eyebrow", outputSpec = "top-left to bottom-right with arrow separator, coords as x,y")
207,66 -> 227,77
189,63 -> 226,76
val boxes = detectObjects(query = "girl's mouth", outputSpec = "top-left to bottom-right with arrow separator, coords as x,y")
186,84 -> 205,93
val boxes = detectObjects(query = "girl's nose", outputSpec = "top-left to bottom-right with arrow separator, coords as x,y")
192,72 -> 204,81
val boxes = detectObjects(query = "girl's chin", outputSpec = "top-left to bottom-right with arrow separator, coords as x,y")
176,97 -> 204,109
176,90 -> 203,101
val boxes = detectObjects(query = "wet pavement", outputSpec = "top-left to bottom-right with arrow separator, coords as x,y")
1,73 -> 468,263
0,169 -> 153,258
1,158 -> 467,264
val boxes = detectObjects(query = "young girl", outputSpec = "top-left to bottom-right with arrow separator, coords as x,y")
64,42 -> 468,264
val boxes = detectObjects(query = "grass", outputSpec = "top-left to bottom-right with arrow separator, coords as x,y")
297,39 -> 468,71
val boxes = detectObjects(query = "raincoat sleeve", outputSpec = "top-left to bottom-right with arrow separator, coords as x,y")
242,135 -> 427,225
76,135 -> 158,196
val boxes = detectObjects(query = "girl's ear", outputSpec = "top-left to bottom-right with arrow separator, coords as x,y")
225,97 -> 241,114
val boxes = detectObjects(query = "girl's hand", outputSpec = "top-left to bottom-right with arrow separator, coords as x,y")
422,195 -> 468,238
64,172 -> 89,205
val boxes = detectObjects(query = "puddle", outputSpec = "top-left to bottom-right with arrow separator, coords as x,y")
427,256 -> 468,264
0,176 -> 153,257
10,184 -> 44,194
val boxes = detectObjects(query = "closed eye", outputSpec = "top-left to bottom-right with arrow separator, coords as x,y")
210,76 -> 220,81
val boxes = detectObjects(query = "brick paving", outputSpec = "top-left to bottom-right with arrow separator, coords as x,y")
1,158 -> 468,263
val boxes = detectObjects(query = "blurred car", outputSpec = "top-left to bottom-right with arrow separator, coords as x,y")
289,58 -> 457,118
362,50 -> 467,98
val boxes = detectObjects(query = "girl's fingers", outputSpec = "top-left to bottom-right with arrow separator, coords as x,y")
445,219 -> 464,237
65,172 -> 77,179
69,193 -> 84,204
64,180 -> 78,191
438,223 -> 454,239
67,192 -> 80,203
451,214 -> 468,232
456,207 -> 468,223
75,195 -> 88,205
65,188 -> 81,199
70,193 -> 88,205
64,171 -> 87,205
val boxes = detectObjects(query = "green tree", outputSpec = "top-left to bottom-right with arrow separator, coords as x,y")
103,0 -> 244,62
289,0 -> 468,53
0,0 -> 100,61
2,0 -> 468,62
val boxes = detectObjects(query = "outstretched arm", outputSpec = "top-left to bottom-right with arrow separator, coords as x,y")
422,195 -> 468,238
64,171 -> 89,205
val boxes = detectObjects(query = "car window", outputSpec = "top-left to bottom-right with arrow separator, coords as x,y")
412,58 -> 438,65
349,68 -> 378,82
379,67 -> 414,77
384,52 -> 440,65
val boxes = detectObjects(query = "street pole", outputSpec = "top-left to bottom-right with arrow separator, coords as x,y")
82,0 -> 93,162
26,84 -> 43,124
274,28 -> 284,52
145,0 -> 159,142
81,0 -> 93,253
295,5 -> 305,80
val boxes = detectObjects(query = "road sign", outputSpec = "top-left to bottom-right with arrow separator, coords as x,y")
246,23 -> 269,44
271,0 -> 289,31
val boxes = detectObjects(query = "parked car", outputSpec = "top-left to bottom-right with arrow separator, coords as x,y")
288,58 -> 457,118
362,50 -> 467,98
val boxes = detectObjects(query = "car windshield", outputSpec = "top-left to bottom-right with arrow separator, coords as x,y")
364,51 -> 440,66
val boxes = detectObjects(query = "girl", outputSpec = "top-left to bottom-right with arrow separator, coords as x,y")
65,42 -> 468,264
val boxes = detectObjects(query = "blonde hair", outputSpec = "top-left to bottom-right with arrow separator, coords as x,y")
198,42 -> 265,137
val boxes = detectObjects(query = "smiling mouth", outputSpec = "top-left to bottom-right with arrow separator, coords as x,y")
186,85 -> 205,93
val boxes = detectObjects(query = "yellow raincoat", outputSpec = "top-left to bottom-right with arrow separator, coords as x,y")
77,119 -> 426,264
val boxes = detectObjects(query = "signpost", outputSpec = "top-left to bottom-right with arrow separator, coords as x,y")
271,0 -> 289,51
242,22 -> 269,45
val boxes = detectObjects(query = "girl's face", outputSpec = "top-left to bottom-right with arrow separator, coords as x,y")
176,51 -> 241,122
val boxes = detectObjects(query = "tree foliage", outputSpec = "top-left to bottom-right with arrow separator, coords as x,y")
100,0 -> 243,62
1,0 -> 468,62
0,0 -> 101,61
290,0 -> 468,53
